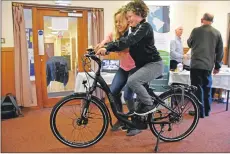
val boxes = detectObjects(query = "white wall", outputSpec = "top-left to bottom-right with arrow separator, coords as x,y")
1,1 -> 14,47
170,2 -> 199,47
195,1 -> 230,46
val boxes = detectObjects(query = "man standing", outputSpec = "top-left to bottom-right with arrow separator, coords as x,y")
170,26 -> 187,71
187,13 -> 223,118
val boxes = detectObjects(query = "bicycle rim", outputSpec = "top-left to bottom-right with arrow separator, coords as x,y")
50,94 -> 109,148
149,91 -> 200,142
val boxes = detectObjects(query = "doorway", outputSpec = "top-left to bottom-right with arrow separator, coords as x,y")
33,8 -> 88,107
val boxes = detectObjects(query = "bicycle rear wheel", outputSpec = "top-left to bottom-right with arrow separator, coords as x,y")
50,93 -> 109,148
149,90 -> 200,142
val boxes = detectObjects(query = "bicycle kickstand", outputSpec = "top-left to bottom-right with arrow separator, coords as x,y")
154,124 -> 165,153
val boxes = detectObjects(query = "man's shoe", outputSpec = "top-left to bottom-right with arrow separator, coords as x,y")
188,110 -> 205,118
126,129 -> 142,136
200,114 -> 205,118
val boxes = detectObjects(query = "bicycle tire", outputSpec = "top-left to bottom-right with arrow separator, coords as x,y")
50,93 -> 109,148
149,89 -> 200,142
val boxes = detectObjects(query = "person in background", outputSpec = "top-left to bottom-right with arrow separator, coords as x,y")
95,6 -> 141,136
187,13 -> 223,118
170,26 -> 188,71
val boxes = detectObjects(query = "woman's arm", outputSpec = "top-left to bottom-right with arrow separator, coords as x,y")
105,22 -> 150,52
100,32 -> 113,45
94,32 -> 113,51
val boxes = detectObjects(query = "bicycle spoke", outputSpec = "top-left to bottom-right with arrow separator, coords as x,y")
182,103 -> 193,114
59,110 -> 75,120
71,106 -> 78,118
180,99 -> 191,113
82,127 -> 91,142
76,127 -> 82,143
70,128 -> 76,142
84,126 -> 96,140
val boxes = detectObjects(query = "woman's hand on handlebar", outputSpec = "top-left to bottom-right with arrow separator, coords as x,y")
95,48 -> 107,56
94,43 -> 104,51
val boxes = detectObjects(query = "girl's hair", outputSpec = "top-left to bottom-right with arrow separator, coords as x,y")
113,6 -> 129,40
125,0 -> 149,18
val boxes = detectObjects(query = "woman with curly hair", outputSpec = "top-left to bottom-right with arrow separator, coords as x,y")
96,0 -> 164,115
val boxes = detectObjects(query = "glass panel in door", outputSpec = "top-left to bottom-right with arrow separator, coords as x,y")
43,16 -> 78,98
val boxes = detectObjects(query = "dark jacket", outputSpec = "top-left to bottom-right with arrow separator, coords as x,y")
46,56 -> 69,86
105,19 -> 162,68
187,25 -> 223,71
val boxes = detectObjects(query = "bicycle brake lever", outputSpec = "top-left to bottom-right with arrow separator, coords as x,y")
85,49 -> 95,57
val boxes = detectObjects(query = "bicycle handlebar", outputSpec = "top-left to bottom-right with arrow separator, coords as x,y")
84,48 -> 102,75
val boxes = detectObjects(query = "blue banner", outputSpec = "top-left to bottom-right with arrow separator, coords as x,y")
147,6 -> 170,92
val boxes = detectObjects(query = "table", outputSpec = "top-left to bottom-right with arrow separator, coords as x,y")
75,72 -> 132,104
75,72 -> 116,102
75,72 -> 115,92
169,68 -> 230,111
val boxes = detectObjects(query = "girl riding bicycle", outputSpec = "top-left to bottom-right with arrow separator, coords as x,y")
96,0 -> 164,115
95,6 -> 141,135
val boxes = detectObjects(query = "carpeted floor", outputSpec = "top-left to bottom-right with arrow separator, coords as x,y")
1,102 -> 230,153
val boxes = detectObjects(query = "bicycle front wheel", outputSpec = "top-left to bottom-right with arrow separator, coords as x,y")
149,90 -> 200,142
50,93 -> 109,148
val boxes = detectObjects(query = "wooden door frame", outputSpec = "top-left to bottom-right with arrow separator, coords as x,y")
32,7 -> 88,108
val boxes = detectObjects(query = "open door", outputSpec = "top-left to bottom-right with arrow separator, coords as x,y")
34,9 -> 88,107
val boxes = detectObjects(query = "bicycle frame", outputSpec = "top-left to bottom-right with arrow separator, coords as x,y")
50,50 -> 201,152
83,51 -> 181,128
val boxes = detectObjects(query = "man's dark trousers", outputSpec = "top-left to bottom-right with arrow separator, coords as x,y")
190,69 -> 212,117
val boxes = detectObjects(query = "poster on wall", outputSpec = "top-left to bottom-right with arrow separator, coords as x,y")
26,28 -> 33,49
147,5 -> 170,92
26,28 -> 35,76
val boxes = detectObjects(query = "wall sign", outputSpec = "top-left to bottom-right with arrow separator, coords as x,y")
38,30 -> 45,55
68,13 -> 82,17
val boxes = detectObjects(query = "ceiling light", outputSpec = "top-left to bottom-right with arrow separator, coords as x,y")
55,0 -> 71,6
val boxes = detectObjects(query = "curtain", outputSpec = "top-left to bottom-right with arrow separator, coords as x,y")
13,5 -> 33,107
89,9 -> 105,99
227,13 -> 230,67
90,9 -> 104,71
